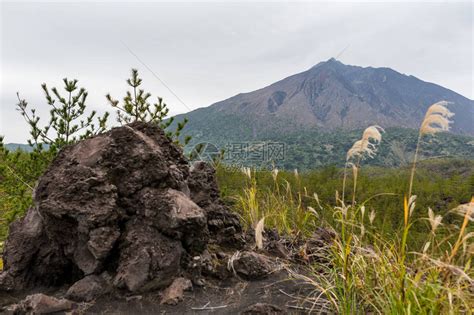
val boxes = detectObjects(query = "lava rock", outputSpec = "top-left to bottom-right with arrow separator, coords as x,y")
113,222 -> 183,292
5,294 -> 74,314
0,206 -> 76,291
0,122 -> 243,296
265,240 -> 289,259
132,187 -> 209,253
199,250 -> 232,280
232,251 -> 274,280
297,227 -> 335,263
66,274 -> 111,302
160,277 -> 192,305
189,161 -> 245,247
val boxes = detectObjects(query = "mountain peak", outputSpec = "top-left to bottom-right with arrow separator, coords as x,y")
310,58 -> 345,72
175,60 -> 474,137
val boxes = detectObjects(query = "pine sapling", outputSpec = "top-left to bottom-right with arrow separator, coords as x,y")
106,69 -> 191,145
16,78 -> 109,152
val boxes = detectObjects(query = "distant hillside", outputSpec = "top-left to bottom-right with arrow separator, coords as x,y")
171,58 -> 473,139
183,127 -> 474,170
4,143 -> 34,152
167,58 -> 473,169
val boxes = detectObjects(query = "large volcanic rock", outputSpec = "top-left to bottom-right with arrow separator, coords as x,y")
0,122 -> 244,294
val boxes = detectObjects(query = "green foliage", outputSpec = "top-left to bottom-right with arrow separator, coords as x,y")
231,167 -> 317,236
217,159 -> 474,248
106,69 -> 191,145
16,79 -> 109,153
0,142 -> 52,240
219,162 -> 473,313
184,126 -> 474,170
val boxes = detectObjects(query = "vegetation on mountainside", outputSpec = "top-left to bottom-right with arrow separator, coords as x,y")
184,126 -> 474,170
170,58 -> 474,142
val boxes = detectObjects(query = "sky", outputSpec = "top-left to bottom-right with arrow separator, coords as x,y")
1,1 -> 472,143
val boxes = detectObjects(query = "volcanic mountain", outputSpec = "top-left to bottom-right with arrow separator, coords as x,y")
173,58 -> 473,143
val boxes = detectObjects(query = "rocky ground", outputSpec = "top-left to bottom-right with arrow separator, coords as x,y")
1,268 -> 329,314
0,122 -> 332,314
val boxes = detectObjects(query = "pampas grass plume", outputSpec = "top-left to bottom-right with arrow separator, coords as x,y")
420,101 -> 454,135
255,217 -> 265,250
428,207 -> 442,233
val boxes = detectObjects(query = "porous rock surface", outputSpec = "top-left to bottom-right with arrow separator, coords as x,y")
4,293 -> 75,314
0,122 -> 244,295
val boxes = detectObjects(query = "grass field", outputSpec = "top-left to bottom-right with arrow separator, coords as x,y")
215,160 -> 473,313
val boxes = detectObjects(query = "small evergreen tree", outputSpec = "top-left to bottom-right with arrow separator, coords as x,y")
16,79 -> 109,152
106,69 -> 191,145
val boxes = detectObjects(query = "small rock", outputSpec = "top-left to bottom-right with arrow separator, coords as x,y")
232,251 -> 274,280
66,274 -> 110,302
265,240 -> 289,258
241,303 -> 284,314
160,277 -> 192,305
264,229 -> 280,241
302,227 -> 336,263
199,250 -> 231,280
7,293 -> 74,314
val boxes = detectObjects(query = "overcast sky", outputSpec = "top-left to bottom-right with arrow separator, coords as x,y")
1,1 -> 472,143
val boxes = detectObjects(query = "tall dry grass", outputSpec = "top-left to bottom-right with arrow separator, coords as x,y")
304,101 -> 472,314
235,166 -> 317,236
342,125 -> 384,207
233,101 -> 472,313
408,101 -> 454,198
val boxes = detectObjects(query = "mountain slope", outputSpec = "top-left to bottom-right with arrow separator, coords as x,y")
4,143 -> 35,152
173,58 -> 473,142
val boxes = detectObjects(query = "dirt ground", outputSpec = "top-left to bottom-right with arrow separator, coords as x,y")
88,270 -> 329,314
0,269 -> 331,314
